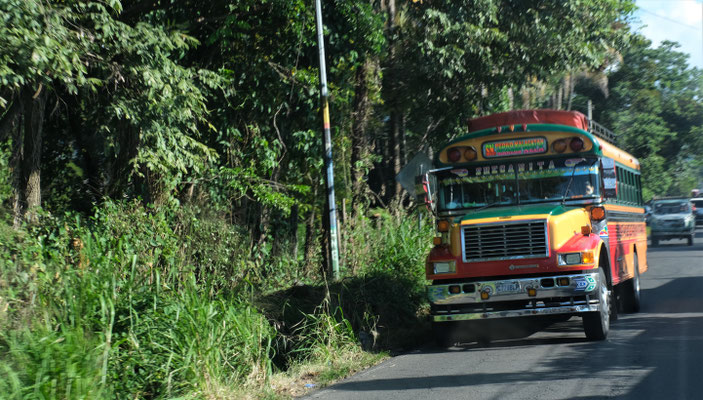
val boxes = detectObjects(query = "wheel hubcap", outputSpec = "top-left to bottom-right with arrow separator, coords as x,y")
601,284 -> 610,325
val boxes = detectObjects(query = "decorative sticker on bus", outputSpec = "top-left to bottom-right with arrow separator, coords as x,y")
482,137 -> 548,158
439,158 -> 597,185
598,225 -> 609,238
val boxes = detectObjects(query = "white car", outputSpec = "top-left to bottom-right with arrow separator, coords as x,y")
650,199 -> 696,246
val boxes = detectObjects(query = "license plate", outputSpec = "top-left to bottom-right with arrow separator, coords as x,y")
495,282 -> 520,294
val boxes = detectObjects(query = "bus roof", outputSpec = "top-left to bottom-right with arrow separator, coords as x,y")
435,109 -> 639,170
468,110 -> 589,132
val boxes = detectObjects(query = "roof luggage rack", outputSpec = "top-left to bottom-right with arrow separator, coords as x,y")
588,119 -> 618,145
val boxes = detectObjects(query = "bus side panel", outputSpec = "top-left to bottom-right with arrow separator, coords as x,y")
636,223 -> 648,274
607,221 -> 647,285
607,222 -> 622,286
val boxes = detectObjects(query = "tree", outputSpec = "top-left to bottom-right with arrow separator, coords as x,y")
0,0 -> 91,224
594,36 -> 703,199
366,0 -> 635,203
0,1 -> 217,224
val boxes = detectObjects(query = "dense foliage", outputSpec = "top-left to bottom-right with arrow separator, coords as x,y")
1,0 -> 702,398
586,37 -> 703,200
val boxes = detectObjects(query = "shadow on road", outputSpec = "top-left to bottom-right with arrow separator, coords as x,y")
319,277 -> 703,399
641,277 -> 703,313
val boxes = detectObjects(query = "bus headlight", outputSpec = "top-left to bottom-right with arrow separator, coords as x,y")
558,251 -> 594,266
433,261 -> 456,274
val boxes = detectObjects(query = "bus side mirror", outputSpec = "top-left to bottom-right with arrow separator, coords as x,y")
601,157 -> 617,198
415,173 -> 435,210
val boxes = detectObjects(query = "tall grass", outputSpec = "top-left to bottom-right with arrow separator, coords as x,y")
0,202 -> 279,399
0,200 -> 433,398
338,210 -> 433,347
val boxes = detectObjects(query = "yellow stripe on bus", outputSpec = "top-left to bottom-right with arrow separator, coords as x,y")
599,140 -> 640,170
458,214 -> 552,226
603,204 -> 645,214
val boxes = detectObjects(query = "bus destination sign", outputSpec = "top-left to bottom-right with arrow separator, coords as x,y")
482,137 -> 547,158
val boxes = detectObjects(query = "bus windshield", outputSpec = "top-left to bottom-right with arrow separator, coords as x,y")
438,157 -> 600,211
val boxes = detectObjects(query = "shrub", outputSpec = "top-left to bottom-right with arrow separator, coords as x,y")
0,199 -> 434,398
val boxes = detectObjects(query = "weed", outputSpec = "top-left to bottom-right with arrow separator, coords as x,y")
0,200 -> 433,399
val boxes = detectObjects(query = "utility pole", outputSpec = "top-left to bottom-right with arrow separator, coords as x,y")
587,100 -> 592,121
314,0 -> 341,281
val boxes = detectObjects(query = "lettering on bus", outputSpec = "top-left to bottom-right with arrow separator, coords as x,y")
475,160 -> 555,176
441,158 -> 596,185
482,137 -> 548,158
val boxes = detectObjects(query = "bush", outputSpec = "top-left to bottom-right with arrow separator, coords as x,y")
0,200 -> 434,398
0,201 -> 279,399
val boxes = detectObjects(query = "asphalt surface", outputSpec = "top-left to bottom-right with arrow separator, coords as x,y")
304,230 -> 703,400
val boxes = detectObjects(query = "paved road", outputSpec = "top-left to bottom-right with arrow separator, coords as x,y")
305,232 -> 703,400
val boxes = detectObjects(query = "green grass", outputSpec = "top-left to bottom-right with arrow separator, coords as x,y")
0,202 -> 432,399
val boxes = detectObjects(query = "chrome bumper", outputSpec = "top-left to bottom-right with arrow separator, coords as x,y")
428,272 -> 603,323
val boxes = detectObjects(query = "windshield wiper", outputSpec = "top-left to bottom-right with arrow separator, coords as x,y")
472,201 -> 502,213
561,160 -> 581,204
561,158 -> 595,205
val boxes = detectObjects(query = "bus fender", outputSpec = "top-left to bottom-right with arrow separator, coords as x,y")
556,233 -> 611,284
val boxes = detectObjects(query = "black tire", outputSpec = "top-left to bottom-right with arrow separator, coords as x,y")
583,268 -> 610,341
688,234 -> 694,246
651,237 -> 659,247
622,254 -> 641,313
432,321 -> 456,347
610,286 -> 618,322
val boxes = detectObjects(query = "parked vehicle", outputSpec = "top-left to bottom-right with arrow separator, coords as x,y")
649,199 -> 696,246
690,198 -> 703,226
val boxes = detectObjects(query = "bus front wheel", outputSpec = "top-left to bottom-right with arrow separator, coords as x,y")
583,268 -> 610,341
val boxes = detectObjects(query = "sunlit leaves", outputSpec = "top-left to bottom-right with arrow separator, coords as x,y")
0,0 -> 92,99
599,35 -> 703,199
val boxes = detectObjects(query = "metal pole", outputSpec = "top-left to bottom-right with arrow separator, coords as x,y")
315,0 -> 341,280
587,100 -> 592,121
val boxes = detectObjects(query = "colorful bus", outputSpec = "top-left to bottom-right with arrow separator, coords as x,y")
420,110 -> 647,344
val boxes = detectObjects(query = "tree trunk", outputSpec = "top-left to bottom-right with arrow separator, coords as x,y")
11,129 -> 22,229
390,110 -> 403,198
521,88 -> 531,109
351,59 -> 373,216
69,96 -> 102,206
107,119 -> 140,199
256,168 -> 280,248
566,74 -> 575,111
384,0 -> 403,200
20,85 -> 46,224
3,92 -> 24,229
289,204 -> 299,262
320,195 -> 331,277
507,87 -> 514,110
303,197 -> 318,268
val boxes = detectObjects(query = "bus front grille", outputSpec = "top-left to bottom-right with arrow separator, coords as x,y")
462,220 -> 549,262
